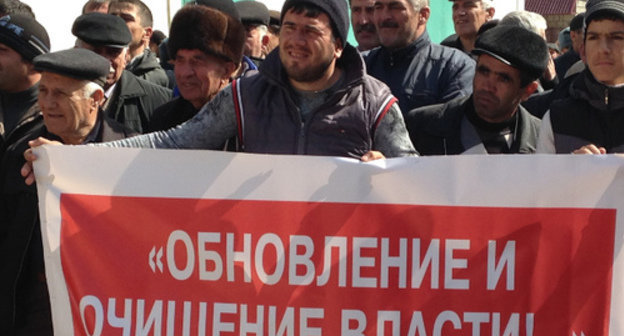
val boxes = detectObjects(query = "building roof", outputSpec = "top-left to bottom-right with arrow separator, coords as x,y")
525,0 -> 577,15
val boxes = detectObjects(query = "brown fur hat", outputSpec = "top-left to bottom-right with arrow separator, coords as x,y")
168,5 -> 245,66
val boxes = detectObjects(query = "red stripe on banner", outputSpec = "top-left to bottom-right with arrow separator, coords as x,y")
60,194 -> 614,335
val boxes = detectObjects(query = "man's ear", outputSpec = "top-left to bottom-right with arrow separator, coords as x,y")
521,81 -> 539,101
262,34 -> 270,47
143,26 -> 153,44
486,8 -> 495,20
91,89 -> 105,108
419,6 -> 431,24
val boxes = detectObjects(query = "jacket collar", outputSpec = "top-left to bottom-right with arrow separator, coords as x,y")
571,68 -> 624,112
378,30 -> 431,64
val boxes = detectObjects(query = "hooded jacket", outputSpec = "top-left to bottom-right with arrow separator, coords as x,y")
126,49 -> 169,88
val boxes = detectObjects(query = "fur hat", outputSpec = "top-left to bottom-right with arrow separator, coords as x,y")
0,14 -> 49,61
281,0 -> 349,47
473,25 -> 549,81
167,5 -> 245,66
194,0 -> 240,21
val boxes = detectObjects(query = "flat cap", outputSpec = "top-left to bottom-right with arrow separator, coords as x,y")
473,25 -> 549,81
0,14 -> 49,61
586,0 -> 624,26
34,48 -> 110,87
72,12 -> 131,48
236,1 -> 270,26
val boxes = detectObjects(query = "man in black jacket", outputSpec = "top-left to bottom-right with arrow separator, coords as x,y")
0,14 -> 49,161
405,25 -> 549,155
72,12 -> 172,134
108,0 -> 169,87
537,0 -> 624,154
0,48 -> 135,335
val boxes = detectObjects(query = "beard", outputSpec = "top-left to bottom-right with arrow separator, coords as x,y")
282,50 -> 335,83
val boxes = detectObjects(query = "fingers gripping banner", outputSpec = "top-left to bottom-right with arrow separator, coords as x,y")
34,146 -> 624,335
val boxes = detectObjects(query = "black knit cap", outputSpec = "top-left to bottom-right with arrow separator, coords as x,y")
585,0 -> 624,26
281,0 -> 349,47
0,14 -> 49,61
34,48 -> 110,87
72,12 -> 131,48
236,1 -> 270,26
472,25 -> 549,81
194,0 -> 240,21
168,5 -> 245,66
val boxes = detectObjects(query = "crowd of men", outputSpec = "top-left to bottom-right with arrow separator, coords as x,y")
1,0 -> 624,333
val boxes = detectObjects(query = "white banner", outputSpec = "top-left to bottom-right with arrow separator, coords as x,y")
34,146 -> 624,335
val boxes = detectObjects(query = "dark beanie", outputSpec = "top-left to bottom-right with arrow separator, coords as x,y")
473,25 -> 549,81
0,14 -> 49,61
585,0 -> 624,27
281,0 -> 349,47
194,0 -> 240,21
168,5 -> 245,66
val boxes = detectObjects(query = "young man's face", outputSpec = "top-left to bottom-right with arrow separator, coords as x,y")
279,8 -> 342,85
584,18 -> 624,86
109,3 -> 150,55
472,54 -> 534,123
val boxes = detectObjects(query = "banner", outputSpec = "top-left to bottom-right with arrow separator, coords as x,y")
35,146 -> 624,335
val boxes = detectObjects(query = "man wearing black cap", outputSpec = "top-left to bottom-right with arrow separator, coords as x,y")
146,4 -> 244,132
72,12 -> 171,134
108,0 -> 169,87
405,25 -> 549,155
365,0 -> 475,115
0,14 -> 49,162
236,0 -> 270,66
22,0 -> 415,166
538,0 -> 624,154
0,48 -> 135,335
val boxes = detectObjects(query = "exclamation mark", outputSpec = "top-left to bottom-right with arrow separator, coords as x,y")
526,313 -> 534,336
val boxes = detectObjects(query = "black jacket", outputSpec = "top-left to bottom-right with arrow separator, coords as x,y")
547,69 -> 624,153
146,97 -> 197,132
0,115 -> 135,335
405,95 -> 540,155
126,49 -> 169,88
0,86 -> 40,160
365,31 -> 475,114
104,70 -> 172,134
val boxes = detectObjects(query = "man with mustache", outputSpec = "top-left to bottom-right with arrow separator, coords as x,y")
404,25 -> 548,155
350,0 -> 380,53
365,0 -> 475,114
537,0 -> 624,154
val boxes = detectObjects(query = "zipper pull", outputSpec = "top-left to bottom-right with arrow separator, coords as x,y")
605,88 -> 609,106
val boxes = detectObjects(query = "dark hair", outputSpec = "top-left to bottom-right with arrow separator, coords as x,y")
109,0 -> 153,28
0,0 -> 35,18
284,2 -> 340,44
150,29 -> 166,46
